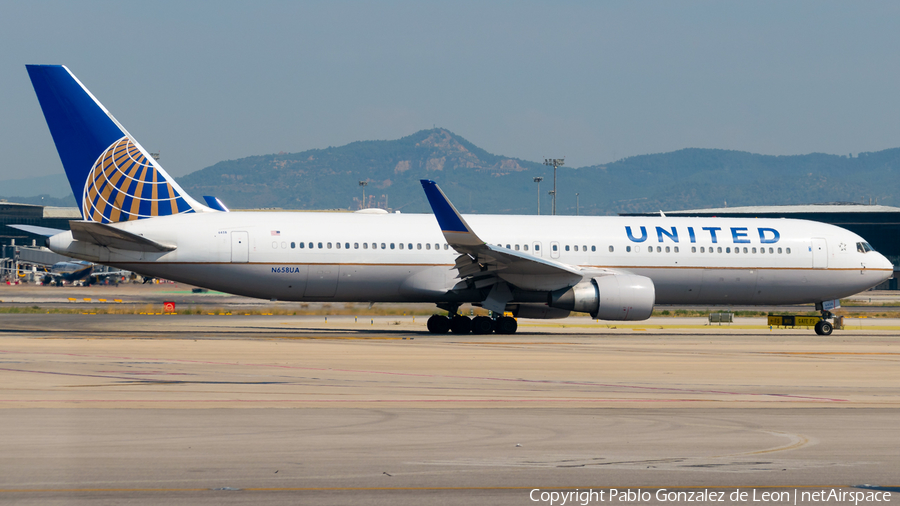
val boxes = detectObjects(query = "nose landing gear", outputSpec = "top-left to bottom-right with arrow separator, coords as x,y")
814,319 -> 833,336
814,305 -> 835,336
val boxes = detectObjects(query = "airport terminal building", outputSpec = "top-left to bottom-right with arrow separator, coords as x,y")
0,202 -> 80,247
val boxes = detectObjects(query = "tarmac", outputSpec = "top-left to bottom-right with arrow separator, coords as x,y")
1,284 -> 899,505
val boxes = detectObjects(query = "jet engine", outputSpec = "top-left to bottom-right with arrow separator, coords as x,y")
548,274 -> 655,321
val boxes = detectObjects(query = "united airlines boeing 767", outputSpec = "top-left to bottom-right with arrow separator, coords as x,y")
21,65 -> 893,335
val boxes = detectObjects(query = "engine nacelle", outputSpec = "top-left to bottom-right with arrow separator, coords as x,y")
548,274 -> 655,321
508,304 -> 571,319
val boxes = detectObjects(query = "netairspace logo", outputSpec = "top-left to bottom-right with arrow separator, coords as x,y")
528,488 -> 892,505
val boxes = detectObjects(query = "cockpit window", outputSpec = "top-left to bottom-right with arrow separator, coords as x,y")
857,242 -> 875,253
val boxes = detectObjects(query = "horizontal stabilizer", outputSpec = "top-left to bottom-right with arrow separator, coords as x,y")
203,196 -> 229,212
69,221 -> 175,252
7,224 -> 67,236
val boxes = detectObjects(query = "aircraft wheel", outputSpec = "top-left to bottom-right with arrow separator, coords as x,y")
471,316 -> 494,335
450,315 -> 472,334
427,315 -> 451,334
815,320 -> 833,336
494,316 -> 518,334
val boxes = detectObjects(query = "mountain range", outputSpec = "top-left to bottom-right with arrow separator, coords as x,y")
3,128 -> 899,215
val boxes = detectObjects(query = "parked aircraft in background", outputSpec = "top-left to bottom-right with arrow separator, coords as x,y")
38,260 -> 127,286
24,65 -> 894,335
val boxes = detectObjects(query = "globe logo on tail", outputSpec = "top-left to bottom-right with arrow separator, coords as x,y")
83,137 -> 193,223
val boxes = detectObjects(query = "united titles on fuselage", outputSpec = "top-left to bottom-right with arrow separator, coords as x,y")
625,226 -> 780,244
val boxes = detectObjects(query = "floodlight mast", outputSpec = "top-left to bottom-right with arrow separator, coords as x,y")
359,181 -> 368,209
543,158 -> 564,215
533,176 -> 543,215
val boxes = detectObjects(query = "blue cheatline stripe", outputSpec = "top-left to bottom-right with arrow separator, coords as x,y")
26,65 -> 124,215
420,180 -> 468,233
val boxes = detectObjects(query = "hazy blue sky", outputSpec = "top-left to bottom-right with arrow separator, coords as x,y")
2,1 -> 900,182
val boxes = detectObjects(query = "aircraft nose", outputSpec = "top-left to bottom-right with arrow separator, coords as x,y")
879,253 -> 895,271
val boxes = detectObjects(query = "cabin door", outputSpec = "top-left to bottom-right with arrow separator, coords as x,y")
231,232 -> 249,263
811,238 -> 828,268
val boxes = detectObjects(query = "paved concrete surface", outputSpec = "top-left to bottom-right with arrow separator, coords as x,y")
0,313 -> 898,505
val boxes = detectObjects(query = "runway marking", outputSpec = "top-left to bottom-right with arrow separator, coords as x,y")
0,484 -> 886,493
0,349 -> 849,403
760,352 -> 900,356
713,430 -> 812,458
0,398 -> 819,404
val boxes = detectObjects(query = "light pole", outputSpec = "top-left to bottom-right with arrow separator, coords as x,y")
533,176 -> 543,215
575,193 -> 580,216
544,158 -> 564,215
359,181 -> 368,209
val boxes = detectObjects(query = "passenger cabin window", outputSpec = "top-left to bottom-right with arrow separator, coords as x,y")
426,243 -> 431,250
381,243 -> 386,249
391,243 -> 395,249
318,242 -> 323,249
299,242 -> 305,249
591,246 -> 596,252
354,243 -> 359,249
786,248 -> 791,254
565,245 -> 570,252
336,242 -> 341,249
408,243 -> 412,250
524,245 -> 529,251
435,244 -> 439,250
399,243 -> 404,250
608,246 -> 614,252
417,243 -> 422,250
363,243 -> 368,249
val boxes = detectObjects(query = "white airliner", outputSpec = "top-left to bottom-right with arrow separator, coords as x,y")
23,65 -> 893,335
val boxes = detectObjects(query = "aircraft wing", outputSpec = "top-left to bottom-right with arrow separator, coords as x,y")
420,180 -> 584,303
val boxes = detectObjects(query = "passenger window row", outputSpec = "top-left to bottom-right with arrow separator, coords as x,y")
691,246 -> 790,254
275,241 -> 450,251
622,245 -> 792,254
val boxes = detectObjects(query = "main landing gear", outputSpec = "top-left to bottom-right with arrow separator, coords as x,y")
426,314 -> 518,334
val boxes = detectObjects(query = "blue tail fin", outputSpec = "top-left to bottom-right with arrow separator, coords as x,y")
26,65 -> 211,223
